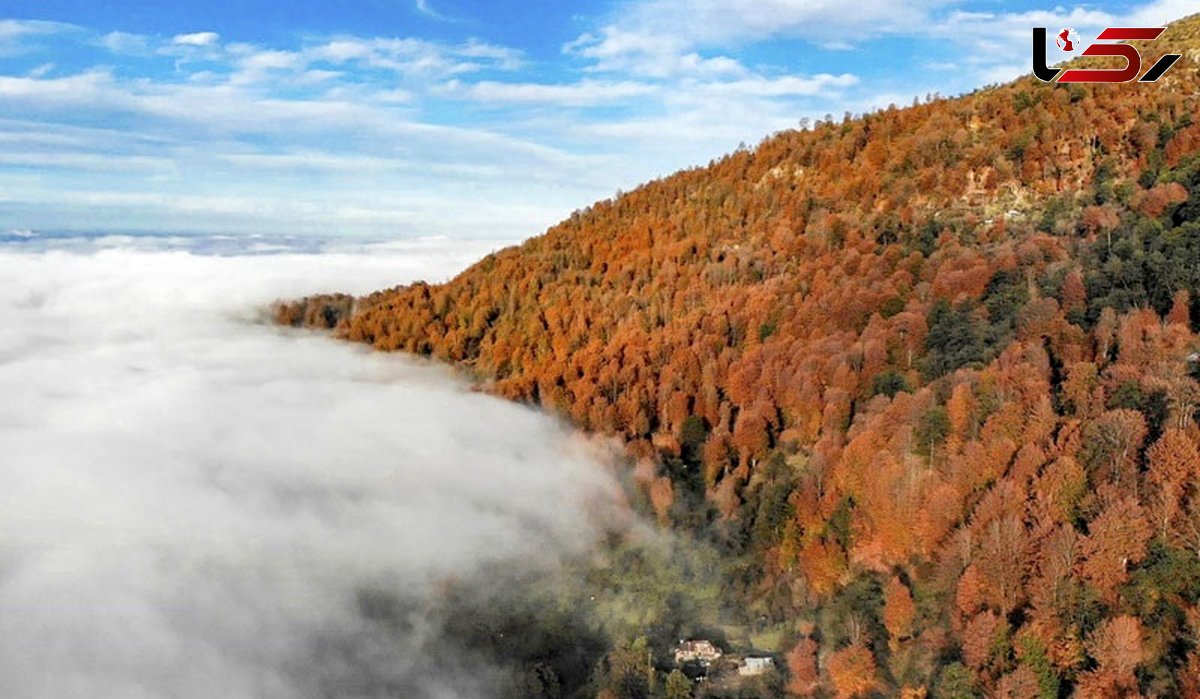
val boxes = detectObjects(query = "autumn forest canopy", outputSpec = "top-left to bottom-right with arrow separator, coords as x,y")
281,16 -> 1200,698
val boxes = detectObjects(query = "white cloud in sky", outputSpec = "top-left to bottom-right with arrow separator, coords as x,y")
173,31 -> 220,47
562,0 -> 948,76
1124,0 -> 1200,26
0,38 -> 625,237
564,28 -> 752,78
697,73 -> 859,97
26,62 -> 54,78
0,7 -> 875,237
415,0 -> 447,20
444,77 -> 658,106
97,30 -> 148,54
0,19 -> 77,59
304,35 -> 523,76
0,237 -> 624,698
0,18 -> 74,43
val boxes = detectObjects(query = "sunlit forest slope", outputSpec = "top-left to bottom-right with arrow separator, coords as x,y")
281,17 -> 1200,696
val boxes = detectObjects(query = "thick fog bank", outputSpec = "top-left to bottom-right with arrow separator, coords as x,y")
0,238 -> 623,698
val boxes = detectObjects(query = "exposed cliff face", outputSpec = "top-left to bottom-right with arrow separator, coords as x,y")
282,17 -> 1200,695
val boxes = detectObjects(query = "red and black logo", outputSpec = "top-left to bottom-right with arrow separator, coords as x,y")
1033,27 -> 1181,83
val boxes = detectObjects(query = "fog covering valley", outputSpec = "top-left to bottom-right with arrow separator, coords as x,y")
0,235 -> 636,698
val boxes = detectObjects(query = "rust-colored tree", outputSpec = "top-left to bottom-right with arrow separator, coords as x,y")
1076,616 -> 1144,696
827,642 -> 878,699
1079,497 -> 1152,603
785,637 -> 821,697
1146,429 -> 1200,537
883,576 -> 917,646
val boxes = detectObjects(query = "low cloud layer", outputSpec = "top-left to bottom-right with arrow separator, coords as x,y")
0,237 -> 623,698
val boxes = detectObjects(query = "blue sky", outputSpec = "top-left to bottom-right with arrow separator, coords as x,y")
0,0 -> 1193,238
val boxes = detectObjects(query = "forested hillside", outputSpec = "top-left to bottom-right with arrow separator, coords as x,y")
281,17 -> 1200,697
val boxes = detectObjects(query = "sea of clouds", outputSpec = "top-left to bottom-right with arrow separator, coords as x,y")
0,235 -> 624,698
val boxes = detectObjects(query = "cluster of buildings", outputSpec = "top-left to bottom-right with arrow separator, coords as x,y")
672,639 -> 775,682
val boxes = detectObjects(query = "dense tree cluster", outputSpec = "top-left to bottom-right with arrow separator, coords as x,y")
281,18 -> 1200,697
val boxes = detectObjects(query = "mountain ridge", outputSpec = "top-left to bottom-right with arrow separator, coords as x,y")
280,16 -> 1200,696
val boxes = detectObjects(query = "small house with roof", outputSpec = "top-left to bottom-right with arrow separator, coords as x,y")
674,639 -> 722,667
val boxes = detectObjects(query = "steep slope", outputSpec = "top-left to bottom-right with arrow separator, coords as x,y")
281,18 -> 1200,696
